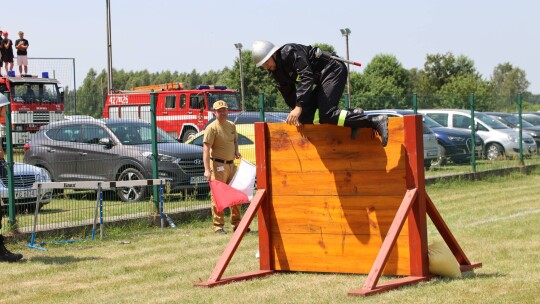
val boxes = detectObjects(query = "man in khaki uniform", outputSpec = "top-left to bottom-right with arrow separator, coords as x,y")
203,100 -> 242,234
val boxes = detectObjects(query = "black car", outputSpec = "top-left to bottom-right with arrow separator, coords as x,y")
23,118 -> 208,202
485,112 -> 540,149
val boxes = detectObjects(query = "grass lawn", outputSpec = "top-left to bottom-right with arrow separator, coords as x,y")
1,170 -> 539,303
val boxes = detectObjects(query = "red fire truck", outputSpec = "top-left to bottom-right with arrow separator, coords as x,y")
103,83 -> 242,142
0,74 -> 64,146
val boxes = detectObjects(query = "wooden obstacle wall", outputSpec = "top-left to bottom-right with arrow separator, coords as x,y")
260,118 -> 411,275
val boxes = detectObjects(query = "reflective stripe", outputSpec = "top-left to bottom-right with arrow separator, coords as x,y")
313,109 -> 320,124
337,110 -> 348,126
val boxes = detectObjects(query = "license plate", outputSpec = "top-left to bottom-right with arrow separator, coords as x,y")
15,189 -> 38,199
190,176 -> 208,184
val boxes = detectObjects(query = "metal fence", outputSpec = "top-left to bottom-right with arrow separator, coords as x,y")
1,91 -> 540,238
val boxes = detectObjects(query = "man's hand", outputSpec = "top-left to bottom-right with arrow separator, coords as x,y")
286,106 -> 303,127
204,169 -> 211,181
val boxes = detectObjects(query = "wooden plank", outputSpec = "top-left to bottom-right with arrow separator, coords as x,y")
269,155 -> 405,173
270,233 -> 411,275
270,196 -> 409,236
269,169 -> 407,196
254,122 -> 272,271
267,118 -> 404,154
348,275 -> 433,296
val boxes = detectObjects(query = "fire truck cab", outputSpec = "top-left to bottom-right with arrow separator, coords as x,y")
0,74 -> 64,146
103,83 -> 242,142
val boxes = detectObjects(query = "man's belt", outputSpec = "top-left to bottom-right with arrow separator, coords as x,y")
211,158 -> 234,164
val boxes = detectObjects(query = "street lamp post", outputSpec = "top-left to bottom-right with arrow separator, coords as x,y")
340,28 -> 351,108
234,43 -> 245,111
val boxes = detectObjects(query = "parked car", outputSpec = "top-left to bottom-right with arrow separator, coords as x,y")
23,118 -> 208,202
422,114 -> 484,165
420,109 -> 537,160
364,110 -> 439,168
484,112 -> 540,149
186,124 -> 257,165
187,112 -> 287,165
520,112 -> 540,127
1,162 -> 53,212
204,111 -> 287,128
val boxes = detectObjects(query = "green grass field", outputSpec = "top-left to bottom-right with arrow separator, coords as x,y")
1,169 -> 539,303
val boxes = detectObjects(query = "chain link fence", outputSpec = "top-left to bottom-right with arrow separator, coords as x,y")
1,91 -> 539,238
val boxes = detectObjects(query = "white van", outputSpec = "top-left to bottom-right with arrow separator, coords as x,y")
419,109 -> 537,160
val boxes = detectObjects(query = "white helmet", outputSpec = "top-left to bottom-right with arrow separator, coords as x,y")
0,94 -> 9,107
252,40 -> 280,67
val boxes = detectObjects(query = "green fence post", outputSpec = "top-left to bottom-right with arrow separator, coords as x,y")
150,91 -> 159,211
518,93 -> 524,166
412,93 -> 417,114
470,93 -> 476,173
258,93 -> 265,122
4,92 -> 16,226
344,94 -> 349,109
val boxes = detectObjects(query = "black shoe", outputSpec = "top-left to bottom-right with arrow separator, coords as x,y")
0,159 -> 8,179
371,115 -> 389,147
0,236 -> 23,263
214,228 -> 226,234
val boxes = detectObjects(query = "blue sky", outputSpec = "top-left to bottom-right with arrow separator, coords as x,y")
3,0 -> 539,93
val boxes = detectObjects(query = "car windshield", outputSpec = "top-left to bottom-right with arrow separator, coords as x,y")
422,115 -> 444,128
523,114 -> 540,126
208,92 -> 241,111
502,115 -> 535,128
108,123 -> 178,145
475,113 -> 510,129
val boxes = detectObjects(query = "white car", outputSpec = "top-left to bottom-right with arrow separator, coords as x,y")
420,109 -> 538,160
0,162 -> 53,211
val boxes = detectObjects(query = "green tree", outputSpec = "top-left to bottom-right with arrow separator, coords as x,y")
351,54 -> 410,109
490,63 -> 530,109
436,75 -> 492,111
421,52 -> 479,94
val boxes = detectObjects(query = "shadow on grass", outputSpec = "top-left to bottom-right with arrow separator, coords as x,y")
29,255 -> 102,265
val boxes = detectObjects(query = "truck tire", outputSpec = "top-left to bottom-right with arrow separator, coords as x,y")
181,128 -> 197,143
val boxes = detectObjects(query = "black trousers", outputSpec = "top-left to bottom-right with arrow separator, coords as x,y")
299,60 -> 372,129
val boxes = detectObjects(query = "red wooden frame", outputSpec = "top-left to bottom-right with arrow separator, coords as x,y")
195,116 -> 482,296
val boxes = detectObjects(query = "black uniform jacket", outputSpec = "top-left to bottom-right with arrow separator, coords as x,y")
270,43 -> 328,109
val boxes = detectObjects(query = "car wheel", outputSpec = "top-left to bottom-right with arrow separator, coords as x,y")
424,159 -> 431,170
117,168 -> 146,202
181,129 -> 197,143
431,144 -> 447,167
486,143 -> 504,161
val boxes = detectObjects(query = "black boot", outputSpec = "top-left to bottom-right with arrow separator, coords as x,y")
0,235 -> 23,262
0,159 -> 7,179
371,115 -> 389,147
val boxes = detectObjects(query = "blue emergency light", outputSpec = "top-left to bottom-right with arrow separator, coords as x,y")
42,72 -> 49,78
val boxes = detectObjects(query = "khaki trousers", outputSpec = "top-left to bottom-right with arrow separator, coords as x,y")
210,161 -> 241,231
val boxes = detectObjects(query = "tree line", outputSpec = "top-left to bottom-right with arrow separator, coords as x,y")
68,44 -> 539,117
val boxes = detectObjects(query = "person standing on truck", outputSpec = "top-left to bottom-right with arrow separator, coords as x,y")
15,31 -> 29,75
2,31 -> 14,76
252,40 -> 389,147
0,94 -> 23,262
202,100 -> 243,234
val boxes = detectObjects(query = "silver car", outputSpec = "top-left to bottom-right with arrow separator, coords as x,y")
1,162 -> 52,211
23,118 -> 208,202
420,109 -> 537,160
